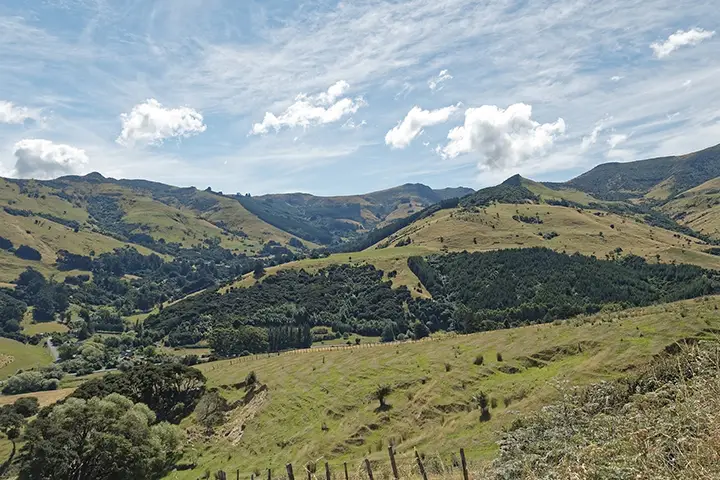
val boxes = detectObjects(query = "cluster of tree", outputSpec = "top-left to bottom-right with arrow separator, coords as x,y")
72,362 -> 206,424
0,291 -> 27,339
1,364 -> 64,395
145,264 -> 413,347
459,184 -> 538,208
410,248 -> 720,332
11,268 -> 69,322
512,214 -> 542,224
54,245 -> 256,314
207,326 -> 269,356
13,245 -> 42,261
18,394 -> 184,479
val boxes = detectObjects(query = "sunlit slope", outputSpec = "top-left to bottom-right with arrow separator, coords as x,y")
228,202 -> 720,297
661,177 -> 720,241
176,296 -> 720,478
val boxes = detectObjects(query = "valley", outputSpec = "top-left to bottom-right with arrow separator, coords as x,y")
3,142 -> 720,479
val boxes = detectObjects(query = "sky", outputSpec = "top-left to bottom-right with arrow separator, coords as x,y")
0,0 -> 718,196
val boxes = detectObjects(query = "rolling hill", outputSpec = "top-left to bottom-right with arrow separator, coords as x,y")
237,183 -> 473,244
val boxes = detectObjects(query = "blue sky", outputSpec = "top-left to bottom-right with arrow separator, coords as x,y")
0,0 -> 718,195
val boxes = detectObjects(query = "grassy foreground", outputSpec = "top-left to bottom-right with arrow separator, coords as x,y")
167,295 -> 720,479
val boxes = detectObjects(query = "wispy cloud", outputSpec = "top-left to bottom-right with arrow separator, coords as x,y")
651,28 -> 716,58
428,69 -> 453,92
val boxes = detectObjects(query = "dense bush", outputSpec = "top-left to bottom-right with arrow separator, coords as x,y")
14,245 -> 42,261
19,393 -> 184,479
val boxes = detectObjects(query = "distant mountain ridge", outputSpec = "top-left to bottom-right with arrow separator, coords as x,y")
546,142 -> 720,201
237,183 -> 474,243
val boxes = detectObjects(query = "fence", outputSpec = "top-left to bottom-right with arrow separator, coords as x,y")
206,334 -> 457,370
211,445 -> 472,480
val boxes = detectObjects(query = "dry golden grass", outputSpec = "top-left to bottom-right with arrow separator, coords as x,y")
0,387 -> 75,407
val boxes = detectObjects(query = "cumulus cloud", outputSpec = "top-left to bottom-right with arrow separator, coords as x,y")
117,99 -> 206,147
13,139 -> 88,179
250,81 -> 365,135
651,28 -> 716,58
610,76 -> 623,82
438,103 -> 566,170
0,101 -> 40,124
428,70 -> 453,91
385,104 -> 461,149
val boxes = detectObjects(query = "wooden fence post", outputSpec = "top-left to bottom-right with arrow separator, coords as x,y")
287,464 -> 295,480
460,448 -> 469,480
325,462 -> 331,480
343,462 -> 349,480
415,450 -> 427,480
388,445 -> 399,480
364,459 -> 374,480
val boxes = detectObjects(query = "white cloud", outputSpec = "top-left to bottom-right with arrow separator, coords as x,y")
250,81 -> 365,135
682,79 -> 692,88
607,133 -> 629,149
342,118 -> 367,130
117,99 -> 206,147
651,28 -> 716,58
13,139 -> 88,179
580,118 -> 610,151
438,103 -> 566,171
610,76 -> 623,82
0,101 -> 40,124
385,104 -> 461,149
428,69 -> 453,91
394,82 -> 414,100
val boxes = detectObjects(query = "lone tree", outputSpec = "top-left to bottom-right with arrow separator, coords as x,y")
373,385 -> 393,410
253,261 -> 266,279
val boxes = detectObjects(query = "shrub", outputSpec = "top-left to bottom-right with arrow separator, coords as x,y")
496,352 -> 504,362
444,363 -> 452,372
13,397 -> 40,417
245,371 -> 258,387
14,245 -> 42,261
474,354 -> 484,366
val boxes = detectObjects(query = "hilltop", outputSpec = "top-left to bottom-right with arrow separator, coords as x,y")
546,142 -> 720,201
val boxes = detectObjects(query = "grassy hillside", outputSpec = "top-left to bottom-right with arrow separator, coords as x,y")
172,295 -> 720,478
661,177 -> 720,240
0,174 -> 319,282
0,337 -> 53,380
230,202 -> 720,297
549,142 -> 720,201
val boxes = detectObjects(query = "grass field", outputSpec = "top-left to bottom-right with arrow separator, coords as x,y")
0,337 -> 53,380
0,387 -> 75,407
165,295 -> 720,479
